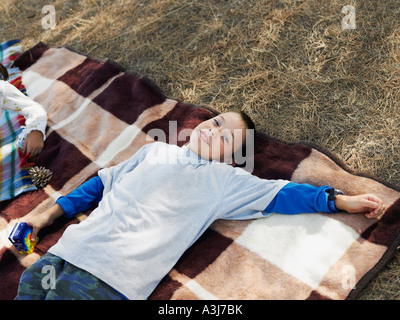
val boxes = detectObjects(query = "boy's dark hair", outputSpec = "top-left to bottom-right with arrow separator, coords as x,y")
238,110 -> 256,131
233,110 -> 256,167
0,64 -> 9,81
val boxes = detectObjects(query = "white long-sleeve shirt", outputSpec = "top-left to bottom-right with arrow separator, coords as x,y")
0,80 -> 47,145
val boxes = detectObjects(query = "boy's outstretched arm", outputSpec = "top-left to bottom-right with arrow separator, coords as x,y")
265,182 -> 385,219
23,176 -> 104,241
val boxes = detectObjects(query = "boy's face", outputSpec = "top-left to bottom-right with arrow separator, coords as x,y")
187,112 -> 247,163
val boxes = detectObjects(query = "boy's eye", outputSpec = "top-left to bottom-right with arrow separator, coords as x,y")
213,118 -> 220,126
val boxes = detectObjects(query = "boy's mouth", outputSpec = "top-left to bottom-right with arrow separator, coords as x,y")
199,130 -> 209,145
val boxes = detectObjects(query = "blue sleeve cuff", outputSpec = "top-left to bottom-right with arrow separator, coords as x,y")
56,196 -> 77,219
327,195 -> 340,212
56,176 -> 104,219
265,182 -> 338,214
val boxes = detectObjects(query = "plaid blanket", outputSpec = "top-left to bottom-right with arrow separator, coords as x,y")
0,42 -> 400,300
0,40 -> 36,202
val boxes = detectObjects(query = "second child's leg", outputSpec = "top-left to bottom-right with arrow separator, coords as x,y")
15,252 -> 65,300
44,261 -> 126,300
16,252 -> 126,300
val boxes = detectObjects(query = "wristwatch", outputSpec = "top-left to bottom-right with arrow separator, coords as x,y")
327,188 -> 344,212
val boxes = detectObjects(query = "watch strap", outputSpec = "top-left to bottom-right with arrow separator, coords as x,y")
327,188 -> 344,212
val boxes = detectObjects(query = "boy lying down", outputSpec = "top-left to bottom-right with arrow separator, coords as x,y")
16,111 -> 385,300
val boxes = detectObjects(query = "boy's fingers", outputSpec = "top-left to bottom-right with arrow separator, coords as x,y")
23,220 -> 38,241
365,194 -> 383,205
25,222 -> 36,239
31,228 -> 38,241
362,199 -> 378,210
362,194 -> 385,210
364,197 -> 385,219
366,209 -> 382,218
365,206 -> 380,218
365,212 -> 376,219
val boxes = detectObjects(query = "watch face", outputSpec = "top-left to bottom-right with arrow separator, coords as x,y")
328,188 -> 344,201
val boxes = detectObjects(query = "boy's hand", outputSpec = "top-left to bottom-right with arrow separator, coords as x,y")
22,214 -> 50,241
335,194 -> 385,219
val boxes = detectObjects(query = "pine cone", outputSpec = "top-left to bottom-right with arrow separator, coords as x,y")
28,166 -> 53,188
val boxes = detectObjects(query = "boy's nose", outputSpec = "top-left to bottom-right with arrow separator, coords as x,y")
208,128 -> 219,138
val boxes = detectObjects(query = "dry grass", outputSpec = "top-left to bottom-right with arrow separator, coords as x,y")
1,0 -> 400,299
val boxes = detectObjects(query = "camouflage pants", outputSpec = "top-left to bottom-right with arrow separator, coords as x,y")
15,253 -> 126,300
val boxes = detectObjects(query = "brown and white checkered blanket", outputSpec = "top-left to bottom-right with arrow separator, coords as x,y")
1,42 -> 400,300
